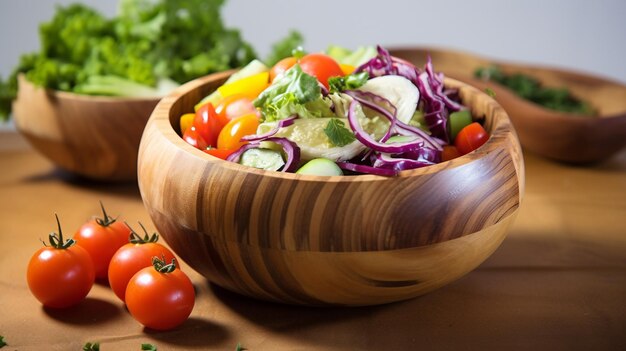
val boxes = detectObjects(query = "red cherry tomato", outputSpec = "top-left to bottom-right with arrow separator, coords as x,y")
182,125 -> 209,150
269,56 -> 297,82
27,215 -> 95,308
214,94 -> 258,124
204,148 -> 236,160
454,122 -> 489,155
442,145 -> 462,161
193,103 -> 223,147
298,53 -> 344,89
107,222 -> 177,302
125,257 -> 195,331
217,113 -> 260,151
73,202 -> 131,280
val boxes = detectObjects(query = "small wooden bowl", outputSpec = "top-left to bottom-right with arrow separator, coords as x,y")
12,75 -> 159,181
137,71 -> 525,306
391,47 -> 626,163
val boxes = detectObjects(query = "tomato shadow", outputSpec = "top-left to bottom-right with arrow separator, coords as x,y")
23,167 -> 141,199
43,296 -> 123,325
143,317 -> 231,348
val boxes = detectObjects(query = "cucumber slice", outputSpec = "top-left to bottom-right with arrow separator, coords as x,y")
240,148 -> 284,171
296,158 -> 343,176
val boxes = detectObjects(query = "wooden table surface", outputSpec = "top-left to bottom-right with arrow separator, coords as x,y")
1,131 -> 625,351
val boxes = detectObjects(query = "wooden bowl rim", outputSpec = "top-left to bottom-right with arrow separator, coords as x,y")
388,46 -> 626,121
17,74 -> 161,104
148,70 -> 515,182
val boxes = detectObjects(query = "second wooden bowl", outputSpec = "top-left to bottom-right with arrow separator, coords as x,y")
12,76 -> 159,181
137,71 -> 525,306
391,47 -> 626,164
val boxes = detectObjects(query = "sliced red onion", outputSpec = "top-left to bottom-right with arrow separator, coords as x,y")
347,100 -> 424,154
240,115 -> 297,142
337,161 -> 398,177
394,120 -> 444,150
226,137 -> 300,173
263,137 -> 301,172
371,152 -> 437,172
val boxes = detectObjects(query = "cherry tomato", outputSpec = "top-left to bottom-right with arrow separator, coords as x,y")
126,257 -> 195,331
182,125 -> 209,150
204,148 -> 236,160
193,103 -> 223,147
27,215 -> 95,308
108,222 -> 177,302
179,113 -> 195,134
73,202 -> 131,280
442,145 -> 462,161
298,53 -> 344,89
217,113 -> 260,151
454,122 -> 489,155
214,94 -> 258,124
269,56 -> 297,82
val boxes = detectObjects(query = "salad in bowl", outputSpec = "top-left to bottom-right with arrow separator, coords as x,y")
178,45 -> 489,176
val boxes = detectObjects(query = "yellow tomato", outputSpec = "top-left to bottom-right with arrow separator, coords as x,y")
179,113 -> 195,134
217,72 -> 270,100
217,113 -> 260,150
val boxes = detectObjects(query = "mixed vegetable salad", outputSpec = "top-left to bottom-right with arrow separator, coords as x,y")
179,45 -> 490,176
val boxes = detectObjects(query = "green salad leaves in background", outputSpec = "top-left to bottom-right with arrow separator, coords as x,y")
475,65 -> 595,115
0,0 -> 303,120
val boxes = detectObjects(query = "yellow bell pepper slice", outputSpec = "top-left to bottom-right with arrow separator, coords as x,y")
217,72 -> 270,100
179,113 -> 195,134
340,64 -> 355,75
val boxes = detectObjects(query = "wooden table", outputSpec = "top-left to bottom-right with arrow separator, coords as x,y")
1,131 -> 625,350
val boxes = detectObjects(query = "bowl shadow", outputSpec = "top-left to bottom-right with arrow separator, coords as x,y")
143,317 -> 231,348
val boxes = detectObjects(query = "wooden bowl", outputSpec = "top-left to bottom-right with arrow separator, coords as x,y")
12,75 -> 159,181
137,71 -> 525,306
391,47 -> 626,164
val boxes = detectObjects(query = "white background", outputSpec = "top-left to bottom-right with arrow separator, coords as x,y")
1,0 -> 625,128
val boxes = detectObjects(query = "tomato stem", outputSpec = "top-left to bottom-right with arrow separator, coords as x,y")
152,256 -> 177,273
126,221 -> 160,244
47,213 -> 75,249
94,200 -> 117,227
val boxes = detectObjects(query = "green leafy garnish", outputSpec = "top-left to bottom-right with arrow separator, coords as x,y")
328,72 -> 369,93
235,343 -> 247,351
0,335 -> 7,348
484,87 -> 496,98
324,118 -> 356,147
83,342 -> 99,351
142,343 -> 157,351
254,65 -> 331,122
475,65 -> 594,115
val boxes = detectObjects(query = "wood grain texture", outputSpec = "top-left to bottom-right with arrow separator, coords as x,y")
137,71 -> 524,305
12,75 -> 159,180
391,47 -> 626,164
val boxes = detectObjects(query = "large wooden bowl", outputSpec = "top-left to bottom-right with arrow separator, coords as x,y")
137,71 -> 525,306
391,47 -> 626,164
12,76 -> 159,181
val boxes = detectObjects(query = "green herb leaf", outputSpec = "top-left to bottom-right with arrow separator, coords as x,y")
254,65 -> 323,122
324,118 -> 356,147
235,342 -> 247,351
484,87 -> 496,98
264,30 -> 304,66
328,72 -> 369,93
142,343 -> 157,351
0,335 -> 7,348
83,342 -> 99,351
